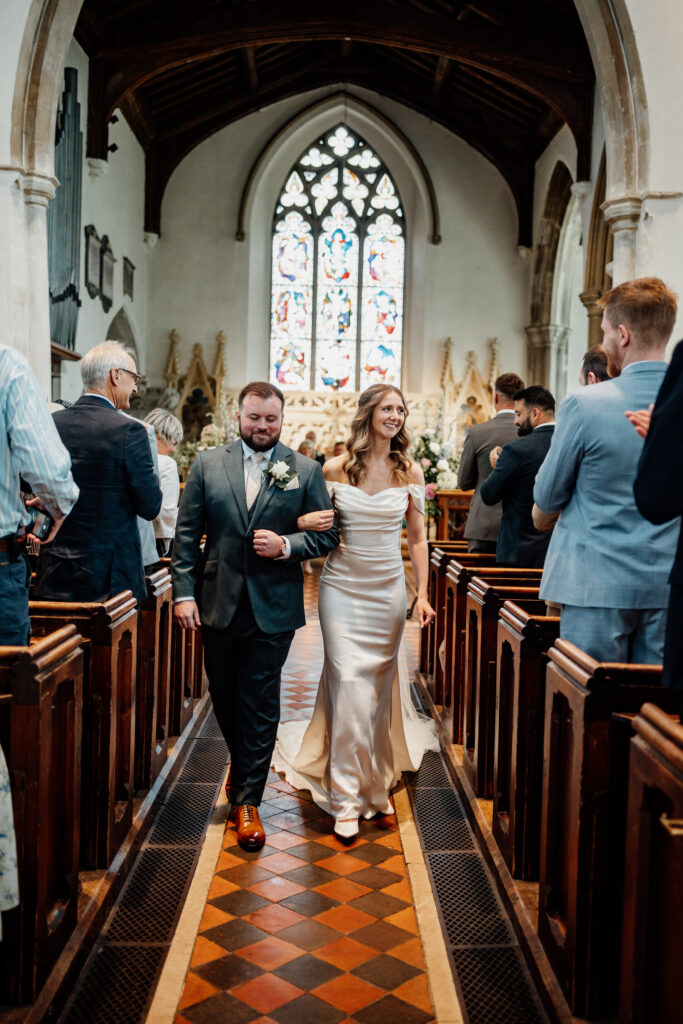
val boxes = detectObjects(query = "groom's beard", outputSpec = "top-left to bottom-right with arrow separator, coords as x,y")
239,425 -> 282,452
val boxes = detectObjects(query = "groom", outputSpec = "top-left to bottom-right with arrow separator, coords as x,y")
172,381 -> 338,849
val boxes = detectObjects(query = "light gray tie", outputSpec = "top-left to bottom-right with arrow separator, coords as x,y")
246,452 -> 266,510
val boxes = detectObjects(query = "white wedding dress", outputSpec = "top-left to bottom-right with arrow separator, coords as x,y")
272,482 -> 439,825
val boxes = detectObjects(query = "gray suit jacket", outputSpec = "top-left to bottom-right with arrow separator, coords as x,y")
534,362 -> 679,608
457,412 -> 519,542
171,440 -> 339,632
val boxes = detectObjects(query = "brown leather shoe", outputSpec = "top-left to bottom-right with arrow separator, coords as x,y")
235,804 -> 266,850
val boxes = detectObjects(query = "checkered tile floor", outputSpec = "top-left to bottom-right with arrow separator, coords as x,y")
175,565 -> 433,1024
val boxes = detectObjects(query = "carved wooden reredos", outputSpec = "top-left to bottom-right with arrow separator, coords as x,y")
163,331 -> 500,452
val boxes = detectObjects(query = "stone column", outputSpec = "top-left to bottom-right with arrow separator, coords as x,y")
0,168 -> 30,361
579,289 -> 604,347
601,196 -> 642,285
525,324 -> 569,397
22,172 -> 57,395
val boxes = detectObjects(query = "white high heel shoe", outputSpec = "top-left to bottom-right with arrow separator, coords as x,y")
334,818 -> 359,841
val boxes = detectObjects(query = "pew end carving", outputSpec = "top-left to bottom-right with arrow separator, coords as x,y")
538,640 -> 679,1018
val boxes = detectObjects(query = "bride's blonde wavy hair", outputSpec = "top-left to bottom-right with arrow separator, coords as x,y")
343,384 -> 412,487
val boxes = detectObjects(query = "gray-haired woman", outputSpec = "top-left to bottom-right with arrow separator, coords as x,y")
144,408 -> 184,557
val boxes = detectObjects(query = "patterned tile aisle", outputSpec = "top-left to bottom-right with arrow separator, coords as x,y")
174,565 -> 434,1024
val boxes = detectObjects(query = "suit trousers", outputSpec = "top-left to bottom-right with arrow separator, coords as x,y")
559,604 -> 667,665
202,587 -> 294,806
0,554 -> 30,646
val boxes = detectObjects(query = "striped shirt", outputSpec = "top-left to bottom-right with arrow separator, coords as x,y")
0,344 -> 79,535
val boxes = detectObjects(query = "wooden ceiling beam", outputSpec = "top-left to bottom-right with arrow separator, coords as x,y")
431,55 -> 451,100
143,59 -> 535,243
242,46 -> 259,94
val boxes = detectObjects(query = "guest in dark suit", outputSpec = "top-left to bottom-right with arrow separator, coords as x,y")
631,339 -> 683,716
172,382 -> 339,849
35,341 -> 162,604
479,386 -> 555,568
457,373 -> 524,552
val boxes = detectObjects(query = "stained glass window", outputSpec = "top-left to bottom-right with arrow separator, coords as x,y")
270,125 -> 405,392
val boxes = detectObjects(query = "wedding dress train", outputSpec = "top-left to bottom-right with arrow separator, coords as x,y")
272,482 -> 439,825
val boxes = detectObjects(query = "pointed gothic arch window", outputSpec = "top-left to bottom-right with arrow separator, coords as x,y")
270,124 -> 405,392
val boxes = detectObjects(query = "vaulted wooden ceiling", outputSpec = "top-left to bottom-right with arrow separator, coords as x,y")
75,0 -> 594,244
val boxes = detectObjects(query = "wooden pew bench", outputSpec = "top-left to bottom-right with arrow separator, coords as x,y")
0,627 -> 84,1004
136,568 -> 172,791
492,599 -> 560,880
538,641 -> 679,1018
29,592 -> 138,870
619,703 -> 683,1024
442,559 -> 537,742
462,576 -> 542,798
421,541 -> 468,688
159,558 -> 206,737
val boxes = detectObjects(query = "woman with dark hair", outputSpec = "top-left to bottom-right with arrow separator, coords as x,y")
273,384 -> 437,840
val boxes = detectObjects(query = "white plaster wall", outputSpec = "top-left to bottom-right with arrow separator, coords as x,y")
149,85 -> 528,395
59,40 -> 149,402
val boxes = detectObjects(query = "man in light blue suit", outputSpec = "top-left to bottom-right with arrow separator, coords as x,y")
534,277 -> 679,662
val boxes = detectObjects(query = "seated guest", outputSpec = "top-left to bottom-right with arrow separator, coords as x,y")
579,344 -> 610,386
332,440 -> 346,458
534,277 -> 679,663
457,372 -> 524,553
144,408 -> 184,557
630,338 -> 683,716
479,386 -> 555,568
298,439 -> 316,459
304,430 -> 326,466
35,341 -> 162,604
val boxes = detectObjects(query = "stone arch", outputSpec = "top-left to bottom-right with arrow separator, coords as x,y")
572,0 -> 648,200
572,0 -> 648,281
526,160 -> 573,393
243,92 -> 433,392
236,92 -> 441,246
580,150 -> 613,346
11,0 -> 82,178
106,306 -> 140,365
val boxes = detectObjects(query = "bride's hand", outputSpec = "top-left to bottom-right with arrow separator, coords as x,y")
415,596 -> 436,628
297,509 -> 335,531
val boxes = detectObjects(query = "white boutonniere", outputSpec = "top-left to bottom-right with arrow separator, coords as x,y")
265,459 -> 299,490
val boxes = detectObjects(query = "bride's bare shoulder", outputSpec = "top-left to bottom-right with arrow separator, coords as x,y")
323,455 -> 348,483
406,460 -> 425,486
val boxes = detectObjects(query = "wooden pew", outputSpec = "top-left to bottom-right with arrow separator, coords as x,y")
492,599 -> 560,880
29,592 -> 138,869
135,567 -> 172,791
421,541 -> 467,687
442,556 -> 517,741
0,627 -> 84,1004
462,576 -> 542,798
619,703 -> 683,1024
159,559 -> 206,734
538,642 -> 678,1018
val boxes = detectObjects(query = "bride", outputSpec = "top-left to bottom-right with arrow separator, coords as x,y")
273,384 -> 438,841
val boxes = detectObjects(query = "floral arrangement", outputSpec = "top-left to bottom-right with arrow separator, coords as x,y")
411,400 -> 459,520
175,392 -> 238,479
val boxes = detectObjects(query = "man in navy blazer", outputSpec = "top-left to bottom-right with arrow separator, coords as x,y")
480,386 -> 555,567
534,277 -> 679,663
631,339 -> 683,714
35,341 -> 162,604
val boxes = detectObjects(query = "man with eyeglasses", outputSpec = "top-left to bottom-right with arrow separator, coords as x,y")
35,340 -> 162,604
